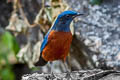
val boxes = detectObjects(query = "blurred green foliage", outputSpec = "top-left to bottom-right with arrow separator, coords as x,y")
0,31 -> 20,80
90,0 -> 103,5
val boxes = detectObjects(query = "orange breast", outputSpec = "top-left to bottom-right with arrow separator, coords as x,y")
42,30 -> 72,61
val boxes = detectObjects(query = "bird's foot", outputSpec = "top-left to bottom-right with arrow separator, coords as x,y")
65,71 -> 71,79
50,72 -> 55,79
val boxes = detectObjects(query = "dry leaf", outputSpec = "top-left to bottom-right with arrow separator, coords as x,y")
32,41 -> 42,63
6,13 -> 28,33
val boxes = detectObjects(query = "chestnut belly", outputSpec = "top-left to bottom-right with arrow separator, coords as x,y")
42,31 -> 72,61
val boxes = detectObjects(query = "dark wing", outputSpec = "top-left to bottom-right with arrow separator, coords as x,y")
35,31 -> 50,66
40,35 -> 48,54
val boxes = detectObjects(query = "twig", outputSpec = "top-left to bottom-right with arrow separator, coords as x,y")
17,0 -> 31,27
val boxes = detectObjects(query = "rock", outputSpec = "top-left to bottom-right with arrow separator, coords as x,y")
22,70 -> 120,80
66,0 -> 120,69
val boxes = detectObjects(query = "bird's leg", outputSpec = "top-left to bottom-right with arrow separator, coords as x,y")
67,53 -> 72,72
63,61 -> 70,72
49,62 -> 55,79
61,60 -> 71,79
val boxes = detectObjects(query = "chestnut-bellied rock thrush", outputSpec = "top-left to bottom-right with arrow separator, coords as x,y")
35,10 -> 84,66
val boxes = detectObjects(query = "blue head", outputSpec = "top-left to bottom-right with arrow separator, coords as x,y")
52,10 -> 84,32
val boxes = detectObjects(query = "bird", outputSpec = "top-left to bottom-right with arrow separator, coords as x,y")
35,10 -> 84,71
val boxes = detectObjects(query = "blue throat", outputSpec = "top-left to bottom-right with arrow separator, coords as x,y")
52,24 -> 70,32
51,19 -> 71,32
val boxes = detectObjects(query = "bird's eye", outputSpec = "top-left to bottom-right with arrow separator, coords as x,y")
66,15 -> 70,17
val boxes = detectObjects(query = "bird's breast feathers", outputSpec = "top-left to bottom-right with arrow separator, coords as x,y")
42,30 -> 72,61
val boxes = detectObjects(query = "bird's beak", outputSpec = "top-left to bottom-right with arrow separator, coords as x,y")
73,12 -> 84,18
76,12 -> 84,16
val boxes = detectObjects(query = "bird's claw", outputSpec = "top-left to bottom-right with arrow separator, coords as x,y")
50,72 -> 55,79
65,71 -> 71,79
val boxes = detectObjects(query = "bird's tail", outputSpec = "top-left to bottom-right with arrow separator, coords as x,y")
35,55 -> 48,66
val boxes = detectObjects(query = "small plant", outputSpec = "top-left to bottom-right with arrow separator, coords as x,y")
0,31 -> 19,80
90,0 -> 103,5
